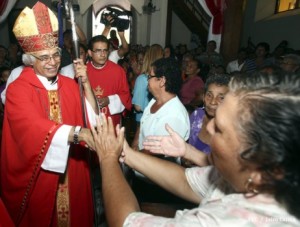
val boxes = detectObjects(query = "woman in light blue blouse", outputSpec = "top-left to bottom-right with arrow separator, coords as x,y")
131,44 -> 163,150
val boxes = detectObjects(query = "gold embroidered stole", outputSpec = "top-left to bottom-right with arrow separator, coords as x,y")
48,90 -> 70,227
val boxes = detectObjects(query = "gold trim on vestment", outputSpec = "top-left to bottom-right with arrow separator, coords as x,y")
48,90 -> 70,226
57,174 -> 70,227
48,91 -> 62,123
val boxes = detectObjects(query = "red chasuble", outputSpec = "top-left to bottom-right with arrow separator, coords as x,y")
87,60 -> 132,127
0,67 -> 93,226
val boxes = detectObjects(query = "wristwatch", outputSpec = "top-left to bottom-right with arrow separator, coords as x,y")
73,126 -> 82,144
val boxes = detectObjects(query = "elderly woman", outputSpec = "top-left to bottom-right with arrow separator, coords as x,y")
189,74 -> 230,153
92,72 -> 300,226
180,74 -> 230,167
135,57 -> 190,153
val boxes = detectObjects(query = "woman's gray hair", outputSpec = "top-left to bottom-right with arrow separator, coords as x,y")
229,71 -> 300,218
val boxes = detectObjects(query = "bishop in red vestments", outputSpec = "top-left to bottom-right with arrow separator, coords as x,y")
0,2 -> 98,226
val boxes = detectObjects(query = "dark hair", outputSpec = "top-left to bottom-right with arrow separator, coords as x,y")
207,40 -> 217,46
151,58 -> 182,95
204,74 -> 231,93
256,42 -> 270,53
230,72 -> 300,219
88,35 -> 110,51
164,44 -> 175,57
79,43 -> 88,52
0,66 -> 11,75
0,45 -> 8,55
63,29 -> 72,37
190,59 -> 202,70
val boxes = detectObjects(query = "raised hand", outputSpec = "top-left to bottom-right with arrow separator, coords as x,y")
91,113 -> 125,163
142,124 -> 187,157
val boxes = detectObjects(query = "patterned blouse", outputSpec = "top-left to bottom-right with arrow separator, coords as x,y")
189,107 -> 211,154
124,166 -> 300,226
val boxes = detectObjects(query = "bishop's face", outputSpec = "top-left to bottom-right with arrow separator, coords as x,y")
31,47 -> 61,79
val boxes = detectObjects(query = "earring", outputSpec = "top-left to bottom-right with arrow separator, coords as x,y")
245,178 -> 259,194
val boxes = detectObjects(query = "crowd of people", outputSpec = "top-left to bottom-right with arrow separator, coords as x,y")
0,1 -> 300,227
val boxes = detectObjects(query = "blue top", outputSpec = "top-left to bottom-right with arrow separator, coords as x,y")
132,73 -> 150,122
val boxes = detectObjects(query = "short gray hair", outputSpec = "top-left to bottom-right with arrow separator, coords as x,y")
22,54 -> 36,66
22,47 -> 62,66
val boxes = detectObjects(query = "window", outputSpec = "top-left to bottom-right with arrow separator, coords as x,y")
276,0 -> 300,13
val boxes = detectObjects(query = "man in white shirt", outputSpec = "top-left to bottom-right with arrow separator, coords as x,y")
226,48 -> 247,74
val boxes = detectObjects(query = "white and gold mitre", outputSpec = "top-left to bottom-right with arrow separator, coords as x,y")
13,1 -> 59,53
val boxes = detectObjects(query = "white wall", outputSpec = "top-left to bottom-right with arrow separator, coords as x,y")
133,11 -> 150,45
129,0 -> 170,47
149,0 -> 168,46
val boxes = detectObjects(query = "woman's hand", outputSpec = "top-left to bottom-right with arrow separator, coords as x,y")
142,124 -> 187,157
91,113 -> 125,163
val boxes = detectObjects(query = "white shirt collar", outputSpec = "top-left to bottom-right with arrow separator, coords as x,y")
37,75 -> 58,90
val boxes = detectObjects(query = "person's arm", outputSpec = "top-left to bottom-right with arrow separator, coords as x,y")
73,59 -> 98,114
66,20 -> 87,45
123,135 -> 201,203
98,94 -> 127,115
131,123 -> 140,150
91,115 -> 140,226
75,24 -> 87,45
116,30 -> 129,58
68,126 -> 95,149
133,104 -> 142,112
91,115 -> 201,225
101,24 -> 111,37
101,14 -> 114,37
42,125 -> 95,173
143,124 -> 210,167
